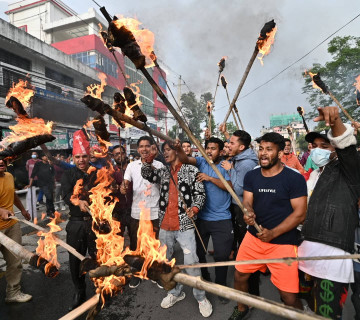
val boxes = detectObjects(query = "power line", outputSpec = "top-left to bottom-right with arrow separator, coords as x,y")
239,11 -> 360,100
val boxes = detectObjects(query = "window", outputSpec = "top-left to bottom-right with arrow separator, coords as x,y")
0,48 -> 31,71
70,50 -> 118,78
45,67 -> 74,87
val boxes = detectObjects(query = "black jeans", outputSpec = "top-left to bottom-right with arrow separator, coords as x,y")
352,270 -> 360,320
195,219 -> 233,286
230,204 -> 248,252
129,217 -> 159,251
66,219 -> 97,293
41,184 -> 55,215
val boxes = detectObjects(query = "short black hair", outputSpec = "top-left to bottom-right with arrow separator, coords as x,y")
182,140 -> 191,146
137,136 -> 154,147
205,137 -> 224,150
161,141 -> 176,152
256,132 -> 285,151
112,144 -> 126,153
233,130 -> 251,149
284,138 -> 291,144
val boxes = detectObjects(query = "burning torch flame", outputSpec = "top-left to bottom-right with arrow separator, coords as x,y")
257,26 -> 277,66
5,79 -> 34,109
36,212 -> 62,276
86,73 -> 107,99
113,17 -> 155,68
206,101 -> 213,115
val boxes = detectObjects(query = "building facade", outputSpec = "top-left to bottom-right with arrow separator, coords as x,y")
2,0 -> 169,151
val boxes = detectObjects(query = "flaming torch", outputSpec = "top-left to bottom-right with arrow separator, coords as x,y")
98,7 -> 262,234
221,75 -> 244,130
305,71 -> 357,129
297,106 -> 309,133
1,79 -> 55,160
222,19 -> 277,125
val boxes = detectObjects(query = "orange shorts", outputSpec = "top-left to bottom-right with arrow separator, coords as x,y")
236,232 -> 299,293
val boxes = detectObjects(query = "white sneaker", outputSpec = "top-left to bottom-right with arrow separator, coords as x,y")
198,298 -> 213,317
160,292 -> 186,309
5,291 -> 32,303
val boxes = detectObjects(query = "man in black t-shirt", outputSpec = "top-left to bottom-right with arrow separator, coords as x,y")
228,132 -> 307,320
27,155 -> 55,218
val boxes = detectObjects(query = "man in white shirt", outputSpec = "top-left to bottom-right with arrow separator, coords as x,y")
121,136 -> 164,288
299,106 -> 360,319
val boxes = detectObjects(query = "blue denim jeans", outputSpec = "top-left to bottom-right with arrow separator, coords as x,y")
159,228 -> 205,302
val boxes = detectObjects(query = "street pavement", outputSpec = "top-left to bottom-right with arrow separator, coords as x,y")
0,196 -> 356,320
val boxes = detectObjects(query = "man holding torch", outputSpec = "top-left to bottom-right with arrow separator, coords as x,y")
0,159 -> 32,303
299,106 -> 360,319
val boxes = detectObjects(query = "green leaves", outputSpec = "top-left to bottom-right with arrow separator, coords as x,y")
302,36 -> 360,122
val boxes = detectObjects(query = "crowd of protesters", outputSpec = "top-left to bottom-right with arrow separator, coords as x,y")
0,106 -> 360,320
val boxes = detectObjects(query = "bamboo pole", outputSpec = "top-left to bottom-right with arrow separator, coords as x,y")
222,47 -> 259,125
173,273 -> 326,320
58,273 -> 325,320
0,230 -> 35,262
231,109 -> 240,129
82,98 -> 175,144
138,66 -> 261,233
224,85 -> 244,130
328,90 -> 356,123
178,253 -> 360,269
11,216 -> 85,261
58,294 -> 100,320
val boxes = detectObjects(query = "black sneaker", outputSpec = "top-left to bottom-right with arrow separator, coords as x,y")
228,306 -> 249,320
129,277 -> 141,288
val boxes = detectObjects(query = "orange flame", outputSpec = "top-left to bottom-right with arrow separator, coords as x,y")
5,79 -> 35,109
86,73 -> 107,99
304,70 -> 323,91
36,211 -> 62,275
113,17 -> 155,68
257,26 -> 277,66
1,117 -> 53,148
206,101 -> 212,114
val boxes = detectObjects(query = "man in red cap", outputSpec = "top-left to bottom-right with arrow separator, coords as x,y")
61,129 -> 97,310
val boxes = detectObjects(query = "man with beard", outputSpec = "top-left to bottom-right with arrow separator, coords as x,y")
61,129 -> 97,310
120,136 -> 164,288
298,107 -> 360,319
177,137 -> 233,296
111,145 -> 132,236
141,141 -> 213,317
0,159 -> 32,303
229,132 -> 307,320
281,138 -> 305,174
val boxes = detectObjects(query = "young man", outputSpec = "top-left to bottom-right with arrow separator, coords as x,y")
229,132 -> 307,320
61,130 -> 97,311
111,145 -> 132,236
0,159 -> 32,303
27,155 -> 55,218
281,138 -> 305,174
182,141 -> 192,156
177,137 -> 233,292
225,130 -> 258,247
299,107 -> 360,319
141,141 -> 212,317
121,136 -> 164,288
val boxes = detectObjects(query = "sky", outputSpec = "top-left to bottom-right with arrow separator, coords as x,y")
1,0 -> 360,137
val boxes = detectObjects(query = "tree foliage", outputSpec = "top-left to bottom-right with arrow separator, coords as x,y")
302,36 -> 360,122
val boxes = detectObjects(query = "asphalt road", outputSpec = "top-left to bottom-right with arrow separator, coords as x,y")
0,201 -> 356,320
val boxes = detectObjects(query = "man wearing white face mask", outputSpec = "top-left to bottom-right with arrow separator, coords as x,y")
298,106 -> 360,319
